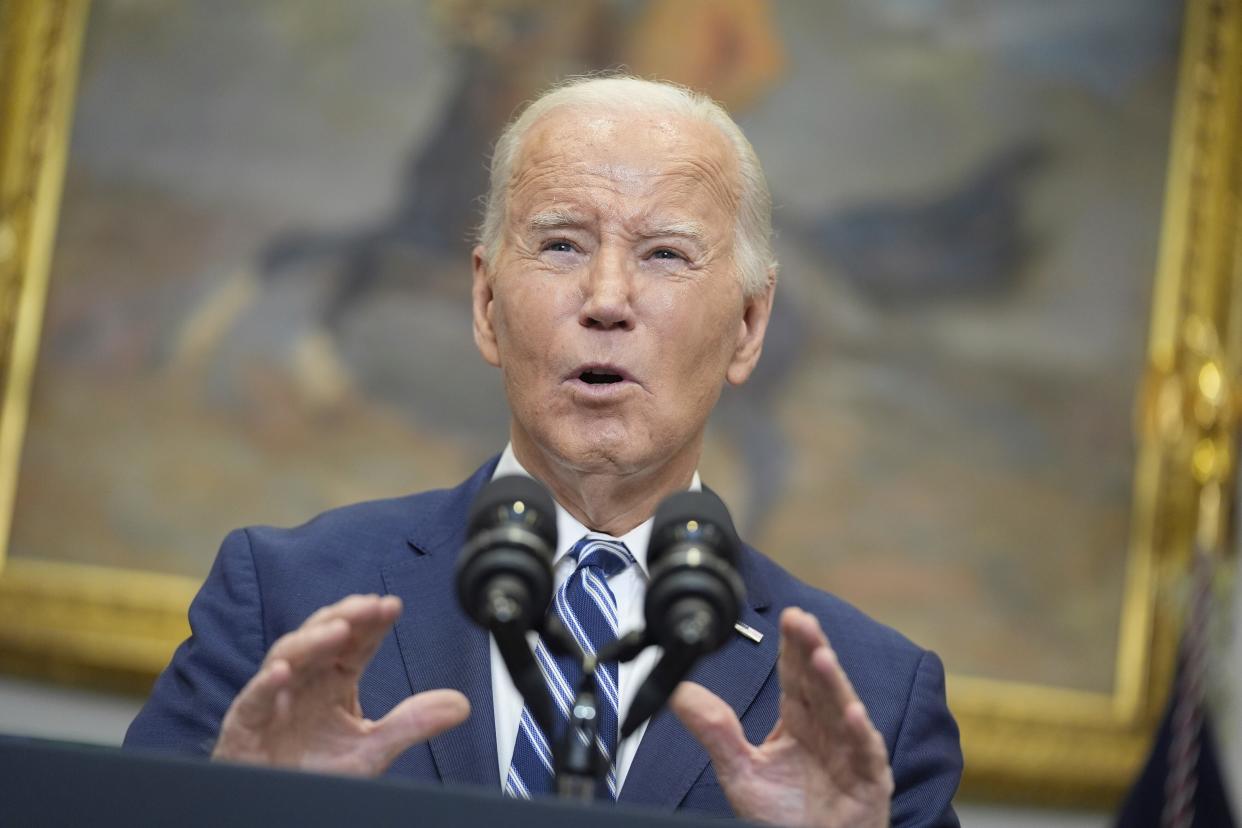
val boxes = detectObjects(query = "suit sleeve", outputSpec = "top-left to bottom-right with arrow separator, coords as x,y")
889,649 -> 963,828
123,528 -> 267,755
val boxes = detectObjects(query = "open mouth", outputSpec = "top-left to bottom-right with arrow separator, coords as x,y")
568,364 -> 636,394
579,370 -> 624,385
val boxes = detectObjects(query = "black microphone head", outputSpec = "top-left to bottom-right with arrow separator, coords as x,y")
466,475 -> 558,548
457,475 -> 558,630
622,490 -> 745,739
644,489 -> 744,652
648,489 -> 741,569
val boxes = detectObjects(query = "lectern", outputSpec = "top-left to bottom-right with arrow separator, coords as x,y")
0,735 -> 741,827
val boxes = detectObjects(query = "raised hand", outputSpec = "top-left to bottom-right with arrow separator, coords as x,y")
672,607 -> 893,828
212,594 -> 470,776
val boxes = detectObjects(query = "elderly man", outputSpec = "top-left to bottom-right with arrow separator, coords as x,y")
125,77 -> 962,826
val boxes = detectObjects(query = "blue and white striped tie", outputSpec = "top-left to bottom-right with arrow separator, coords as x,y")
505,535 -> 633,801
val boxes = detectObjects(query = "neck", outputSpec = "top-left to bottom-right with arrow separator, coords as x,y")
510,432 -> 700,536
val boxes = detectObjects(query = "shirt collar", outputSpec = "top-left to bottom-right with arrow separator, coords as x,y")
492,443 -> 701,579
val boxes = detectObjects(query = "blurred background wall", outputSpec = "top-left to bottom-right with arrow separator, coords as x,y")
11,0 -> 1181,703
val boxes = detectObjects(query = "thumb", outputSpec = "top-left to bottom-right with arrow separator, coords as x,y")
368,689 -> 471,771
670,682 -> 751,781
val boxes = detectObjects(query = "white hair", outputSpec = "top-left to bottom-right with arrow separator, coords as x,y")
477,75 -> 777,297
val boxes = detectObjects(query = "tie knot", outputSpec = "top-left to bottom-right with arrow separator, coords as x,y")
569,536 -> 633,579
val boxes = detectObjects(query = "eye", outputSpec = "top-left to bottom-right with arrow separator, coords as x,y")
650,248 -> 683,261
542,240 -> 576,253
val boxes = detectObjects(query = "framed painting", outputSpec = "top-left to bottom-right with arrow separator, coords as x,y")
0,0 -> 1239,806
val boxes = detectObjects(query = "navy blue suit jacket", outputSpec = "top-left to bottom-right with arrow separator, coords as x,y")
126,459 -> 962,824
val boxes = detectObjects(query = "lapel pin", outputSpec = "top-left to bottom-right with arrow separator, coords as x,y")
734,621 -> 764,644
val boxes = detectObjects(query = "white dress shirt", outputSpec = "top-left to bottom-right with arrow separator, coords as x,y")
488,444 -> 701,792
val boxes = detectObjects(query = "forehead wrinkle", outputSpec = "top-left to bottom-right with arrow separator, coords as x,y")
506,115 -> 742,239
509,164 -> 640,221
661,157 -> 739,216
512,175 -> 734,243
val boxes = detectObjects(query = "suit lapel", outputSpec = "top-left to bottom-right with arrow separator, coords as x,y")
381,459 -> 500,789
618,545 -> 779,809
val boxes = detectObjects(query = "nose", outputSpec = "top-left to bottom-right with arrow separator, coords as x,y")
579,246 -> 635,331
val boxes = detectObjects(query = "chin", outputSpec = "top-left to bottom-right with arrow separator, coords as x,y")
560,439 -> 636,473
518,408 -> 682,476
550,425 -> 650,474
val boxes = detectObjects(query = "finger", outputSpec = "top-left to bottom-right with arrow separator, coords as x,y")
336,596 -> 403,673
266,616 -> 351,672
781,606 -> 829,650
301,595 -> 402,674
229,658 -> 292,730
303,594 -> 400,629
669,682 -> 751,782
795,644 -> 887,776
809,641 -> 863,723
843,700 -> 891,781
368,689 -> 471,771
778,608 -> 834,713
781,608 -> 861,717
780,607 -> 834,674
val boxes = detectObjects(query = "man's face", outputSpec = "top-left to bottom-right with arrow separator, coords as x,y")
472,106 -> 773,479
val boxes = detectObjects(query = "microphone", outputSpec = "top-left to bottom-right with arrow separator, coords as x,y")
620,490 -> 745,739
457,475 -> 557,629
457,475 -> 558,733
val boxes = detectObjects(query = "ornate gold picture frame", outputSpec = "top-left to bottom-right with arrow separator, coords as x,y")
0,0 -> 1238,807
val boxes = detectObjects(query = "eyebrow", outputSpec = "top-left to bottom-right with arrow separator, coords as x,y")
525,211 -> 709,245
635,221 -> 708,244
527,210 -> 587,232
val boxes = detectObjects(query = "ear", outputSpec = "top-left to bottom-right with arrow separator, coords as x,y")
472,245 -> 501,368
725,268 -> 776,386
